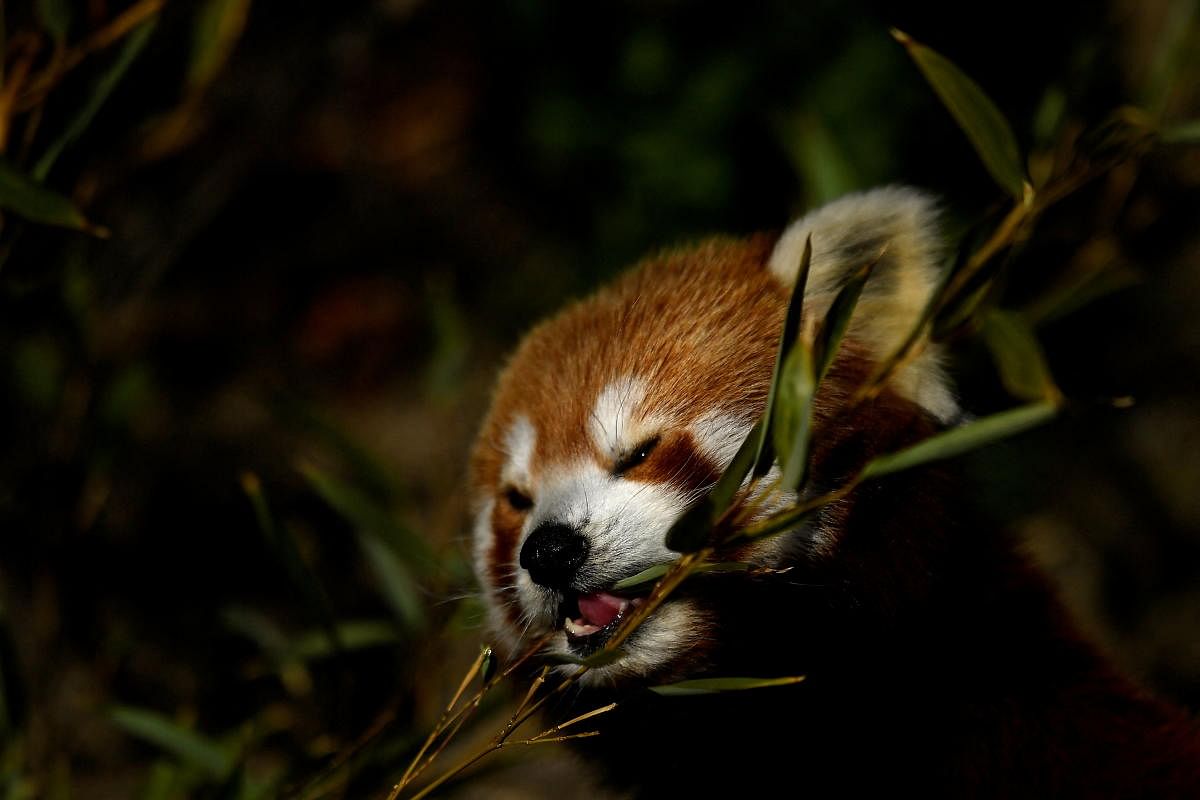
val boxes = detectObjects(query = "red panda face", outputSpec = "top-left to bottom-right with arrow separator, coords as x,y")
469,188 -> 956,685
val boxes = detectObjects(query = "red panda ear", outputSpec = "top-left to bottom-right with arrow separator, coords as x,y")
767,186 -> 957,422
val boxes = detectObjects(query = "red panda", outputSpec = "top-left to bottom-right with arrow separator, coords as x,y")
468,187 -> 1200,797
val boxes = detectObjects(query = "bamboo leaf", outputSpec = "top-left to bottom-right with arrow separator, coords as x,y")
358,532 -> 426,633
287,620 -> 399,660
893,29 -> 1027,198
1160,119 -> 1200,144
754,235 -> 813,476
664,419 -> 761,552
814,253 -> 879,380
110,706 -> 232,778
190,0 -> 252,90
34,20 -> 156,181
611,561 -> 751,592
862,402 -> 1058,480
980,310 -> 1062,402
773,337 -> 816,491
35,0 -> 72,44
649,675 -> 806,697
0,160 -> 104,235
241,473 -> 342,655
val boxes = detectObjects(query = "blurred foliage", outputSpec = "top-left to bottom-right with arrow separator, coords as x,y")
0,0 -> 1197,797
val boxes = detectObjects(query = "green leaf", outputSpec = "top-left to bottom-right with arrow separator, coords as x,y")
0,160 -> 103,234
778,112 -> 860,205
754,235 -> 813,477
649,675 -> 806,697
893,29 -> 1026,198
611,561 -> 751,592
190,0 -> 252,90
358,532 -> 426,633
240,473 -> 342,655
288,620 -> 399,660
34,20 -> 156,181
862,402 -> 1058,480
814,252 -> 879,380
773,337 -> 817,490
35,0 -> 71,44
110,706 -> 232,778
300,464 -> 433,569
1160,119 -> 1200,144
980,310 -> 1062,403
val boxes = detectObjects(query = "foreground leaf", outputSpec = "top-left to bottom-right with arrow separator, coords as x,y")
611,561 -> 751,592
893,29 -> 1026,198
110,706 -> 232,778
650,675 -> 806,697
862,402 -> 1058,480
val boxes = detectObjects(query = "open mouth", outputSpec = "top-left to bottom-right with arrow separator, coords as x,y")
559,589 -> 647,656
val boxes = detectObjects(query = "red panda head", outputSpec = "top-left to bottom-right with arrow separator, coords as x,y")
469,187 -> 956,685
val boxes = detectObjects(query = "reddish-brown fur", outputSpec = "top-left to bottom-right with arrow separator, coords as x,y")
470,230 -> 1200,797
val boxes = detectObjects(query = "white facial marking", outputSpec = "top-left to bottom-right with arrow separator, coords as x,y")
690,410 -> 753,470
590,376 -> 660,460
501,414 -> 537,488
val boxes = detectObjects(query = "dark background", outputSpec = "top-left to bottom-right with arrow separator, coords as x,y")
1,0 -> 1198,796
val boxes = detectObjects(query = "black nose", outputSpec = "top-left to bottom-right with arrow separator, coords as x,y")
519,523 -> 589,589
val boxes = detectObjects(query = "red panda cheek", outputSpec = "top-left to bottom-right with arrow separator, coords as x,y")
486,501 -> 525,627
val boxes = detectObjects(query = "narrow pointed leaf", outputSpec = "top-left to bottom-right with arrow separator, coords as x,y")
110,706 -> 232,778
773,338 -> 817,491
480,646 -> 497,684
980,310 -> 1061,402
0,160 -> 103,234
753,235 -> 812,476
814,254 -> 879,380
893,29 -> 1026,197
358,532 -> 425,633
611,560 -> 751,592
190,0 -> 252,90
862,402 -> 1057,480
34,20 -> 156,181
650,675 -> 806,696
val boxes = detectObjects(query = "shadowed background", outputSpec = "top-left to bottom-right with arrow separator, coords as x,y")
1,0 -> 1198,796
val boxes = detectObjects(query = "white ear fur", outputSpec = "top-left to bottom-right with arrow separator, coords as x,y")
768,186 -> 958,422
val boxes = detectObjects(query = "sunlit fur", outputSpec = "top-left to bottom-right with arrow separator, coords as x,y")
468,187 -> 1200,796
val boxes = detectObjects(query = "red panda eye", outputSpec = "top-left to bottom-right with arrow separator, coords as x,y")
614,436 -> 661,475
503,487 -> 533,511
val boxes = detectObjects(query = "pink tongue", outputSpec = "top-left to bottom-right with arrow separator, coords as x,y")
577,592 -> 627,628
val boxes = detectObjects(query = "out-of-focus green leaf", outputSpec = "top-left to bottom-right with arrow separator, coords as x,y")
649,675 -> 806,696
35,0 -> 71,44
140,762 -> 182,800
893,29 -> 1027,198
773,337 -> 816,491
358,532 -> 426,633
0,160 -> 103,235
778,113 -> 860,205
110,706 -> 232,779
1160,119 -> 1200,143
288,620 -> 399,660
34,20 -> 157,181
980,310 -> 1062,403
862,402 -> 1058,480
240,473 -> 341,654
189,0 -> 252,90
299,464 -> 433,569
